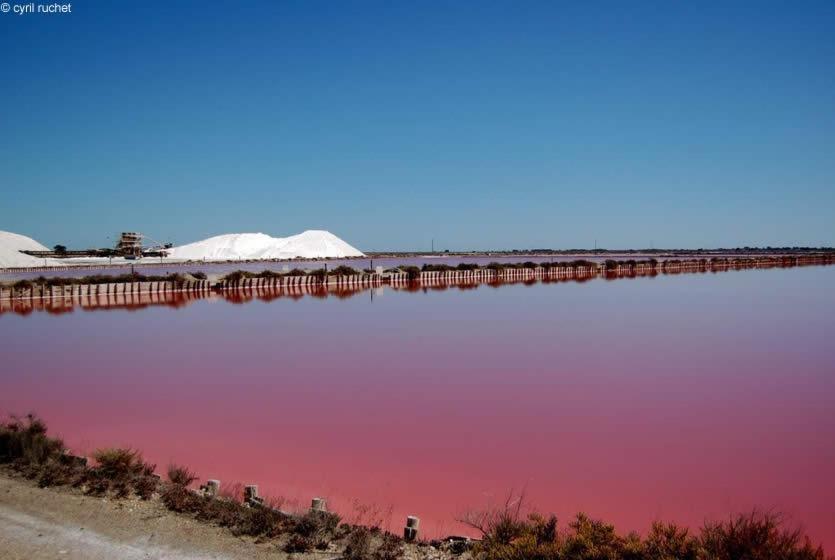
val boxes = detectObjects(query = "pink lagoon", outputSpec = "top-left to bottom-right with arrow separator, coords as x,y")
2,265 -> 833,549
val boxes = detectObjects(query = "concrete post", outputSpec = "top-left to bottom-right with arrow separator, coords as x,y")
201,479 -> 220,497
404,515 -> 420,542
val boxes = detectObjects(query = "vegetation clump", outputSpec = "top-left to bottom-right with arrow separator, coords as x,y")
167,463 -> 198,486
25,272 -> 196,287
84,447 -> 158,499
2,417 -> 830,560
398,265 -> 422,279
461,492 -> 826,560
422,263 -> 457,272
328,265 -> 360,276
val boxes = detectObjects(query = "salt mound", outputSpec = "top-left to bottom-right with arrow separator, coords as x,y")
168,230 -> 364,261
273,230 -> 365,260
166,233 -> 278,261
0,230 -> 51,268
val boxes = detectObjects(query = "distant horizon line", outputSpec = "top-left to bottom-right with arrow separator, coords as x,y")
364,246 -> 835,254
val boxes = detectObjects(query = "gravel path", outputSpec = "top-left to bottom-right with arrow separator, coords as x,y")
0,474 -> 318,560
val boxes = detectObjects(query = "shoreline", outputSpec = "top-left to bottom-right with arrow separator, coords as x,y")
3,248 -> 833,275
0,417 -> 829,560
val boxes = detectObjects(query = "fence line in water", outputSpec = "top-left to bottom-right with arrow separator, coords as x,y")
1,255 -> 833,315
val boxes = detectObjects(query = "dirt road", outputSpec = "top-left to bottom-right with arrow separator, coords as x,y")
0,474 -> 323,560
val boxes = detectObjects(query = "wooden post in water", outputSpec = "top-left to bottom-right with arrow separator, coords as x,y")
310,497 -> 327,513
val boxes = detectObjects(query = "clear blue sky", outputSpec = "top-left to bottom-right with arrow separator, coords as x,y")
1,1 -> 833,251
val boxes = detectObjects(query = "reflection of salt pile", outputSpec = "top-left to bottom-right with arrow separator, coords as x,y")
0,230 -> 52,268
168,230 -> 364,261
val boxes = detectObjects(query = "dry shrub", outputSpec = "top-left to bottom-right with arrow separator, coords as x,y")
195,496 -> 241,527
82,447 -> 156,498
92,448 -> 153,478
347,498 -> 393,532
374,533 -> 405,560
459,489 -> 529,545
218,481 -> 245,502
233,506 -> 286,538
167,463 -> 198,487
263,494 -> 287,511
160,482 -> 288,539
282,510 -> 341,551
343,527 -> 372,560
161,483 -> 203,513
284,534 -> 314,553
465,504 -> 828,560
33,458 -> 76,488
644,521 -> 700,560
0,414 -> 64,465
561,513 -> 628,559
133,475 -> 159,500
0,415 -> 92,493
292,510 -> 341,538
700,511 -> 824,560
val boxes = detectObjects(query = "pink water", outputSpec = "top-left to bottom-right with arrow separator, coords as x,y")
2,266 -> 834,548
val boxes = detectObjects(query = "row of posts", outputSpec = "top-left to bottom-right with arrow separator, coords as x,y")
198,480 -> 421,542
5,256 -> 835,302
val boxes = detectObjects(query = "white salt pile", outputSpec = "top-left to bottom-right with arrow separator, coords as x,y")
0,229 -> 363,269
0,230 -> 53,268
168,230 -> 364,261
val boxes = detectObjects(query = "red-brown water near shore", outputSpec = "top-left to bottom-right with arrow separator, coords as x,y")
2,266 -> 834,548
